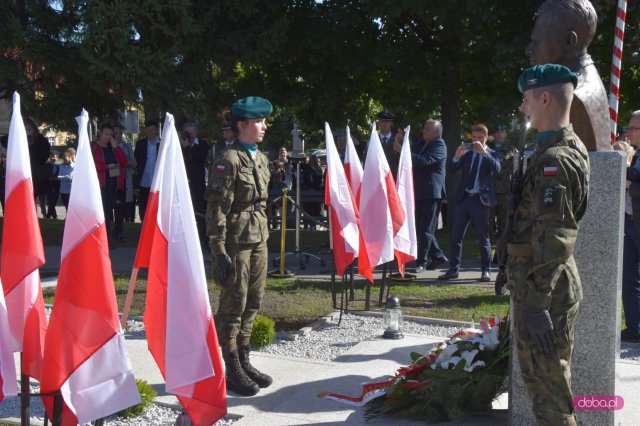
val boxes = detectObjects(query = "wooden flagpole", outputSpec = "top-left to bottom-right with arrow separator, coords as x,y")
120,267 -> 139,330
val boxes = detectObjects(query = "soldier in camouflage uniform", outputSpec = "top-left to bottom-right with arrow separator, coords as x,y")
206,96 -> 273,396
488,124 -> 518,263
508,65 -> 589,425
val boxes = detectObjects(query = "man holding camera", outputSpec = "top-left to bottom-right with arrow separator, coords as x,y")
181,121 -> 209,247
439,123 -> 500,282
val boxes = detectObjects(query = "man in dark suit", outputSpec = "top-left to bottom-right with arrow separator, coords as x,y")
395,118 -> 448,271
621,111 -> 640,343
181,121 -> 209,246
377,109 -> 400,179
439,123 -> 501,282
209,122 -> 235,165
133,119 -> 160,221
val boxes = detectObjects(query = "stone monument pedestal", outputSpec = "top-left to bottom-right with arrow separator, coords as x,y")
510,151 -> 625,425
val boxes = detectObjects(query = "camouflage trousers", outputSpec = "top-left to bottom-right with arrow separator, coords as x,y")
215,241 -> 268,354
489,193 -> 508,256
512,290 -> 579,426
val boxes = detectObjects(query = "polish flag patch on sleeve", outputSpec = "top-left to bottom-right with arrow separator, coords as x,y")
214,164 -> 226,173
543,166 -> 558,176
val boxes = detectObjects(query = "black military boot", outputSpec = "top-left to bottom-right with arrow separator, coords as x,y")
223,349 -> 259,396
238,345 -> 273,388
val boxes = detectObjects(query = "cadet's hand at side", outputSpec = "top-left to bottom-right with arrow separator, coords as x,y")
522,305 -> 557,354
214,253 -> 235,285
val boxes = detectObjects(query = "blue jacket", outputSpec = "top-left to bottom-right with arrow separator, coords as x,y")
451,148 -> 501,207
411,138 -> 447,200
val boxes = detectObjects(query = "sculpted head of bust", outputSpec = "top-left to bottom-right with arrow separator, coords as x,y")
526,0 -> 598,67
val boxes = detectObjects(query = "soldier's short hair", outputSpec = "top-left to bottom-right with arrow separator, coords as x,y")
536,0 -> 597,50
472,123 -> 489,136
531,81 -> 574,112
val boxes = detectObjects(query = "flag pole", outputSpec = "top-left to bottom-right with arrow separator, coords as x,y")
328,209 -> 337,308
120,267 -> 139,330
269,189 -> 294,278
608,0 -> 628,143
20,354 -> 31,426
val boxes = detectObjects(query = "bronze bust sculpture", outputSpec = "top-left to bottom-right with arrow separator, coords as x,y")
527,0 -> 611,151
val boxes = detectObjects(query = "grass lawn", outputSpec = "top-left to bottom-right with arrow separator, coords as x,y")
14,215 -> 506,333
42,275 -> 509,333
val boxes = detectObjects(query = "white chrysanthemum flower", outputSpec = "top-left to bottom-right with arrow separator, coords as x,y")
461,349 -> 479,366
464,360 -> 486,372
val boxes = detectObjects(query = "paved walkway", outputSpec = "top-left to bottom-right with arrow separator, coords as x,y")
2,227 -> 639,424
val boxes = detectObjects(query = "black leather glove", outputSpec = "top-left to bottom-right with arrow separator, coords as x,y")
213,253 -> 235,286
522,305 -> 557,354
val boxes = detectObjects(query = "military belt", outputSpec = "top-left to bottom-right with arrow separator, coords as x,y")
232,202 -> 263,213
507,243 -> 533,257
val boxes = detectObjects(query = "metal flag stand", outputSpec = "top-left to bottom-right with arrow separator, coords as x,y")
272,160 -> 326,270
269,188 -> 296,278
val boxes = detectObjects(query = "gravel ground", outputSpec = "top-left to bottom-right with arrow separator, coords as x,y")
3,312 -> 639,425
260,313 -> 461,361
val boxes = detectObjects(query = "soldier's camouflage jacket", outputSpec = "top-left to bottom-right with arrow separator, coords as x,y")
491,143 -> 519,194
506,125 -> 590,309
205,142 -> 271,255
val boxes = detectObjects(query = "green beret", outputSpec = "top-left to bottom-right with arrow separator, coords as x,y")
518,64 -> 578,93
231,96 -> 273,119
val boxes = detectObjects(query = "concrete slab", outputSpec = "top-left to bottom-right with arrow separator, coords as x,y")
615,359 -> 640,425
225,335 -> 508,425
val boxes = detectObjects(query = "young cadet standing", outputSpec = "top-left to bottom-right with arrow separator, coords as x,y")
509,64 -> 590,425
206,97 -> 273,396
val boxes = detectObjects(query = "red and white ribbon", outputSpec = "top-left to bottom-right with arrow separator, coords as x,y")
609,0 -> 628,143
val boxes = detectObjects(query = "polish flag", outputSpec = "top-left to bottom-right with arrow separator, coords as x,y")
358,124 -> 406,280
41,109 -> 140,425
1,92 -> 46,381
324,123 -> 365,279
0,277 -> 17,401
343,126 -> 363,203
134,113 -> 227,425
393,127 -> 417,276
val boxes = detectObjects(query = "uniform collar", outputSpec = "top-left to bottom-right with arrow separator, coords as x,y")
535,125 -> 573,151
528,125 -> 575,166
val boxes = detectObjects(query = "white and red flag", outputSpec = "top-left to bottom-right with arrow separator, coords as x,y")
343,125 -> 363,203
0,277 -> 17,401
1,92 -> 47,381
393,127 -> 417,276
134,113 -> 227,425
358,123 -> 406,280
41,109 -> 140,425
324,123 -> 366,279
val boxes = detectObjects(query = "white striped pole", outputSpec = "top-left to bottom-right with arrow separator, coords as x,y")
609,0 -> 628,143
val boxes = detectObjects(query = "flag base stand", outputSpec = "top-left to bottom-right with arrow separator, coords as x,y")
269,270 -> 296,278
388,273 -> 416,282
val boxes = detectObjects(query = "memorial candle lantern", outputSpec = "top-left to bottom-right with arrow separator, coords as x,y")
382,296 -> 404,340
